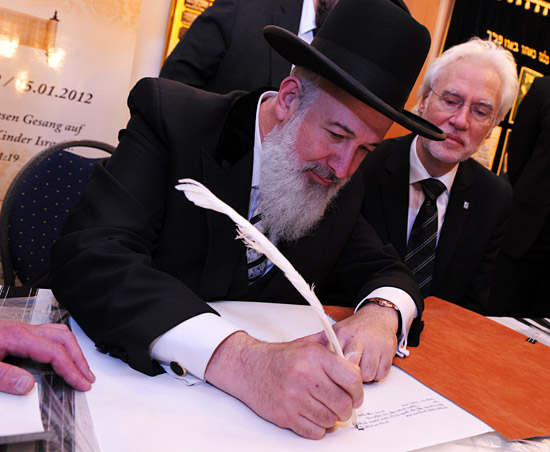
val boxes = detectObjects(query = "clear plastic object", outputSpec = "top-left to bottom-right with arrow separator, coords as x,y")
0,288 -> 99,452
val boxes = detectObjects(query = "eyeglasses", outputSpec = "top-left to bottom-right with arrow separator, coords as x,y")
430,89 -> 496,125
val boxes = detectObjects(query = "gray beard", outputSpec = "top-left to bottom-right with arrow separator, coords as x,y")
258,113 -> 347,243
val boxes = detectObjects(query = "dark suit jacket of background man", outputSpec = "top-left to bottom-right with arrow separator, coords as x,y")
160,0 -> 303,93
489,76 -> 550,317
360,134 -> 512,314
503,76 -> 550,259
159,0 -> 410,93
49,78 -> 424,376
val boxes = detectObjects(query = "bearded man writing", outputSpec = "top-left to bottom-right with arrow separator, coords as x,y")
49,0 -> 444,439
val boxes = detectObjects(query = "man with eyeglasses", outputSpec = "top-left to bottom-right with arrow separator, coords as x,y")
360,37 -> 519,314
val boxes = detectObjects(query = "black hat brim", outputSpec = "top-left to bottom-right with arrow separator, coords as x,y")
264,26 -> 446,141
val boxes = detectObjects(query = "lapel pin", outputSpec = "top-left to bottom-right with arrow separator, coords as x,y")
463,201 -> 470,210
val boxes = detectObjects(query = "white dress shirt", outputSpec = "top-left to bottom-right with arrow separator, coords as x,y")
407,136 -> 458,244
298,0 -> 317,44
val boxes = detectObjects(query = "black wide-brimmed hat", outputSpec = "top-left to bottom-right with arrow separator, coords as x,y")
263,0 -> 445,140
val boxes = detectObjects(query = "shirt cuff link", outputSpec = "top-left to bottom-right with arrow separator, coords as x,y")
170,361 -> 187,377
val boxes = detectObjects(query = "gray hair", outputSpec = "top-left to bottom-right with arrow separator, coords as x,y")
416,37 -> 519,123
290,66 -> 324,114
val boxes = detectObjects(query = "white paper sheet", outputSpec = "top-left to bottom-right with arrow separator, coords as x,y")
0,384 -> 44,437
489,317 -> 550,347
74,302 -> 492,452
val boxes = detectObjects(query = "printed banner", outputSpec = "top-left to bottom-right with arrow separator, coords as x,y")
0,0 -> 141,201
444,0 -> 549,174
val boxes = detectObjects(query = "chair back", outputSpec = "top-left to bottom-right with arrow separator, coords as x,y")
0,139 -> 115,286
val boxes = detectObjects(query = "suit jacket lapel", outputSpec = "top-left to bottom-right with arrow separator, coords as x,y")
432,161 -> 472,290
280,187 -> 344,283
247,221 -> 334,303
199,91 -> 264,298
270,0 -> 302,86
379,138 -> 412,259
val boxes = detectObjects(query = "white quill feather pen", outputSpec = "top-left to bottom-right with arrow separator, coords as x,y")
175,178 -> 343,354
176,179 -> 357,426
175,178 -> 358,426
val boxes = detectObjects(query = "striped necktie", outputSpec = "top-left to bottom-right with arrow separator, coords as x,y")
247,212 -> 268,284
405,178 -> 446,297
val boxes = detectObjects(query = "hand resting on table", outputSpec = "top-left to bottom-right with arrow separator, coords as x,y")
0,320 -> 95,395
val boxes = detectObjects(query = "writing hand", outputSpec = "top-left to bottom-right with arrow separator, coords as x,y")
204,331 -> 363,439
0,321 -> 95,395
303,303 -> 399,382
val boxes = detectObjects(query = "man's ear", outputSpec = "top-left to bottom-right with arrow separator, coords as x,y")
275,76 -> 302,121
417,90 -> 429,116
483,124 -> 497,142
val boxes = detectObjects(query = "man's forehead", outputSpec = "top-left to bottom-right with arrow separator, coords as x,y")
435,60 -> 497,87
314,85 -> 394,129
432,60 -> 501,103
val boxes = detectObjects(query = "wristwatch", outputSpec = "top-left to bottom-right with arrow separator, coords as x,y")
367,297 -> 399,311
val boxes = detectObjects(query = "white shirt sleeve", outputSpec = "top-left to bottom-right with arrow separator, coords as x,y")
355,287 -> 418,358
150,313 -> 241,385
151,287 -> 417,384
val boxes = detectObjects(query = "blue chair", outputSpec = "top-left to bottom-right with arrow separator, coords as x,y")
0,140 -> 114,286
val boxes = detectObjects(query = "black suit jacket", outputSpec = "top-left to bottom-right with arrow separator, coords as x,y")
50,78 -> 423,375
501,76 -> 550,258
160,0 -> 302,93
360,135 -> 512,314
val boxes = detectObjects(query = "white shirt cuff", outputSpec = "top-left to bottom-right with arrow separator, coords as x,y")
355,287 -> 418,358
150,313 -> 241,384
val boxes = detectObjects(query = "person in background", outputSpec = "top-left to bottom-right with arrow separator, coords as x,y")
50,0 -> 443,439
489,75 -> 550,318
159,0 -> 409,93
360,37 -> 518,314
0,320 -> 94,395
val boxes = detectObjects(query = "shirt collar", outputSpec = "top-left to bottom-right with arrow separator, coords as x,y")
298,0 -> 317,38
409,135 -> 457,193
252,91 -> 278,188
